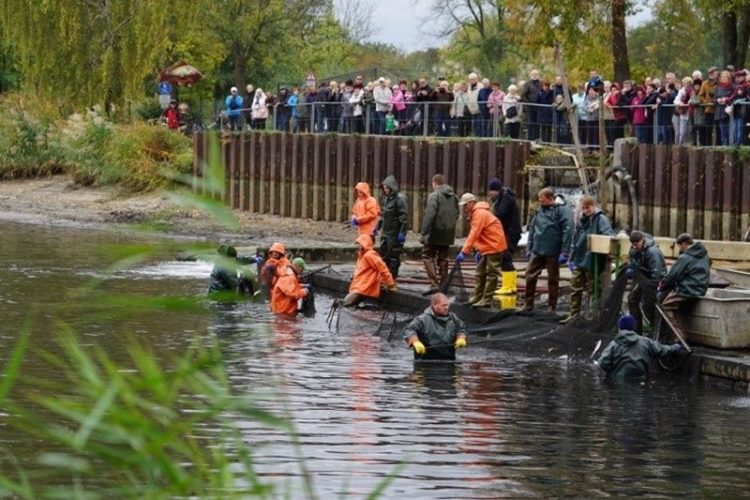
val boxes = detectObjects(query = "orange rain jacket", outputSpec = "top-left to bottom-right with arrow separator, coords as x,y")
261,242 -> 289,289
460,201 -> 508,256
351,182 -> 380,237
349,234 -> 395,298
270,267 -> 308,315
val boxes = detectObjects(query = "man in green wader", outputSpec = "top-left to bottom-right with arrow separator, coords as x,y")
598,314 -> 684,382
403,293 -> 467,361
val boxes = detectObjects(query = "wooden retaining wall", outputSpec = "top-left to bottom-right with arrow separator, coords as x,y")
194,132 -> 750,241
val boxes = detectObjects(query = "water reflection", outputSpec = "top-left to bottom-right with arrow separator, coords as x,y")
0,221 -> 749,497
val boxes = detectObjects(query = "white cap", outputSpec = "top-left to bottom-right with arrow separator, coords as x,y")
230,86 -> 238,92
458,193 -> 476,206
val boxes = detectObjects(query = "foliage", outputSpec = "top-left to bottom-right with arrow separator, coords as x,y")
0,94 -> 61,177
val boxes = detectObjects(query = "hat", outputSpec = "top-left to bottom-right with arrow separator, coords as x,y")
230,86 -> 238,92
292,257 -> 307,270
458,193 -> 477,206
269,242 -> 286,255
629,230 -> 644,243
617,314 -> 636,331
675,233 -> 693,245
708,66 -> 718,74
488,178 -> 503,191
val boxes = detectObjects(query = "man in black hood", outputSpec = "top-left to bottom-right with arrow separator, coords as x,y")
377,175 -> 409,279
659,233 -> 711,340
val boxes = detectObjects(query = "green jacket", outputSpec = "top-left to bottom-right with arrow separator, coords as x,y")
378,175 -> 409,240
528,203 -> 573,256
598,329 -> 680,382
628,233 -> 666,283
208,264 -> 238,294
569,209 -> 614,271
403,306 -> 467,361
421,184 -> 459,246
662,241 -> 711,298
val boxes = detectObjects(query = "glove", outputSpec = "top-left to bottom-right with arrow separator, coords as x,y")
351,216 -> 358,227
454,337 -> 467,349
568,261 -> 576,271
525,249 -> 532,260
303,283 -> 313,293
455,252 -> 465,263
411,340 -> 426,356
254,255 -> 264,265
674,343 -> 688,352
388,284 -> 398,292
558,253 -> 569,265
474,251 -> 482,263
623,266 -> 635,280
397,233 -> 406,244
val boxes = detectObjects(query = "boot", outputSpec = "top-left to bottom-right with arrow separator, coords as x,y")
494,271 -> 517,297
423,259 -> 440,292
438,260 -> 449,287
559,291 -> 582,324
482,274 -> 499,304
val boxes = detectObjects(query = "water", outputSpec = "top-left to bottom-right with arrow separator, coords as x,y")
1,220 -> 749,497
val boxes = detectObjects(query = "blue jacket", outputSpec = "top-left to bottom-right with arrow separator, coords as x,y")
528,203 -> 573,256
225,94 -> 244,117
569,209 -> 613,271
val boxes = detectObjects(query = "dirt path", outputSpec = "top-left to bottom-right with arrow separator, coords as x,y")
0,176 -> 357,247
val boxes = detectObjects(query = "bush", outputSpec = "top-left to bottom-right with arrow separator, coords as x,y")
0,94 -> 61,178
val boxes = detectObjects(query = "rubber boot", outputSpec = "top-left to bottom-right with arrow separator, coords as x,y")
559,294 -> 581,324
474,274 -> 499,307
494,271 -> 517,297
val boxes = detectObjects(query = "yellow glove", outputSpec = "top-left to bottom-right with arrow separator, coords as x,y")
388,284 -> 399,292
454,337 -> 467,349
411,340 -> 426,355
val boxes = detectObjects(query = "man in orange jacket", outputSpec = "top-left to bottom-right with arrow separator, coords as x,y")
270,257 -> 310,315
456,193 -> 508,307
260,241 -> 290,297
350,182 -> 380,238
343,234 -> 398,307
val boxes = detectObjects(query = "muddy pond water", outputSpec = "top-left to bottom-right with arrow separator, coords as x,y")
0,221 -> 749,497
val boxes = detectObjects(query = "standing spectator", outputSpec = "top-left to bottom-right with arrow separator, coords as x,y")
455,193 -> 508,308
537,79 -> 554,142
698,66 -> 719,146
349,84 -> 366,133
673,76 -> 693,145
350,181 -> 379,238
503,85 -> 522,139
225,86 -> 243,131
655,82 -> 676,145
631,86 -> 649,143
618,80 -> 636,137
625,230 -> 667,334
314,81 -> 330,133
520,69 -> 542,140
729,70 -> 748,145
327,81 -> 342,133
571,84 -> 587,144
420,174 -> 459,294
488,177 -> 521,296
465,72 -> 482,136
689,78 -> 704,145
243,84 -> 254,129
560,196 -> 614,324
373,77 -> 393,134
377,175 -> 409,279
275,88 -> 290,131
607,82 -> 627,142
602,81 -> 615,145
714,70 -> 734,145
642,82 -> 661,143
339,80 -> 354,133
487,82 -> 505,137
522,187 -> 573,313
414,78 -> 433,134
389,81 -> 407,126
451,82 -> 470,136
584,86 -> 600,147
287,87 -> 300,132
161,99 -> 180,130
552,76 -> 571,144
431,80 -> 454,137
659,233 -> 711,340
478,77 -> 493,136
250,88 -> 268,130
297,85 -> 313,133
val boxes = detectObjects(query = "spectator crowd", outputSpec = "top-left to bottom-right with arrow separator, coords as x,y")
217,65 -> 750,147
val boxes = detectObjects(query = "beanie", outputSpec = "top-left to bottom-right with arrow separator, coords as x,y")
488,177 -> 503,191
292,257 -> 307,270
617,314 -> 636,331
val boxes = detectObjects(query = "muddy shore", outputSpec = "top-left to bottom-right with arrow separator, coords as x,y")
0,176 -> 364,247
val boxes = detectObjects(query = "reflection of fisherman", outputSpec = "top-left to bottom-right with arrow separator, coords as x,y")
208,245 -> 258,297
270,257 -> 310,315
260,241 -> 290,293
598,314 -> 684,382
376,175 -> 409,279
658,233 -> 711,339
625,231 -> 666,334
343,234 -> 397,307
404,293 -> 467,361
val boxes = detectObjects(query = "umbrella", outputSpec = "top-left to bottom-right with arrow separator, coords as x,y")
158,60 -> 204,87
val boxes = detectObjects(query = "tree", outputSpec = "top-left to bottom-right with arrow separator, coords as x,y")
611,0 -> 631,82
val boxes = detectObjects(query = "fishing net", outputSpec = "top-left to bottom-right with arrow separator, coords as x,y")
439,263 -> 469,303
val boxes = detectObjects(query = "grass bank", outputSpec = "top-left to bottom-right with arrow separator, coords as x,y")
0,93 -> 192,192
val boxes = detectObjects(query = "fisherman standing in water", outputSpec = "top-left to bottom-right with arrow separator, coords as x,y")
404,293 -> 467,361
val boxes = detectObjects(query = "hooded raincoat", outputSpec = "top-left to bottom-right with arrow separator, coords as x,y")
352,182 -> 380,237
402,306 -> 467,361
270,267 -> 307,315
527,203 -> 573,256
570,208 -> 614,271
598,328 -> 680,381
460,201 -> 508,256
349,234 -> 395,298
628,233 -> 666,283
661,242 -> 711,298
421,184 -> 459,246
378,175 -> 408,241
